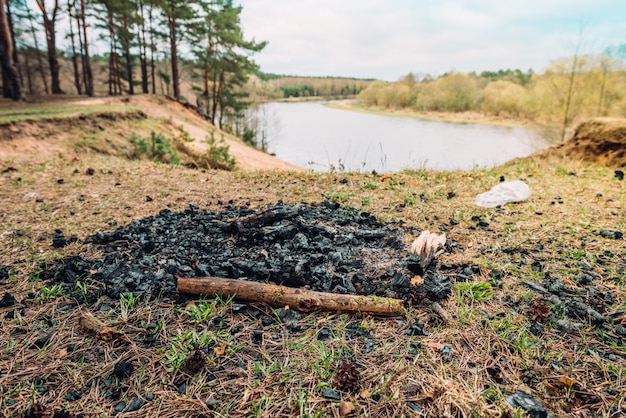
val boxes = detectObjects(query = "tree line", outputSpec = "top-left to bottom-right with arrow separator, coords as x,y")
0,0 -> 265,129
358,54 -> 626,141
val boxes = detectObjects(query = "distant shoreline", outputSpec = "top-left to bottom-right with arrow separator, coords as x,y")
327,99 -> 533,128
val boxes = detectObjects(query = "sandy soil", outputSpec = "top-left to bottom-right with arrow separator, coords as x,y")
536,117 -> 626,168
0,95 -> 304,172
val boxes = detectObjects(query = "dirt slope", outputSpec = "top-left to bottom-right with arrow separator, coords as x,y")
538,117 -> 626,167
0,95 -> 303,172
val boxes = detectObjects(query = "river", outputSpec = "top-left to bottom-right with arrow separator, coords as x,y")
256,101 -> 547,172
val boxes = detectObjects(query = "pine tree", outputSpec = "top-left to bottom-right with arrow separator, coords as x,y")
0,0 -> 24,100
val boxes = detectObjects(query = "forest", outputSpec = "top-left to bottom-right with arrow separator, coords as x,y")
0,0 -> 269,128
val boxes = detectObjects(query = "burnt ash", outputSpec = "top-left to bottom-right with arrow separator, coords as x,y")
41,201 -> 440,306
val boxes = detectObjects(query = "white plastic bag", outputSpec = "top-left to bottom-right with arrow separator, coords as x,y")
475,180 -> 531,208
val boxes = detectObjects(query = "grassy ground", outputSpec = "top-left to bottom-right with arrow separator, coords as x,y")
1,116 -> 625,417
0,98 -> 137,123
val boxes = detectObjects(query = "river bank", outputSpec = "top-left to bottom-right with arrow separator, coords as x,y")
328,99 -> 536,128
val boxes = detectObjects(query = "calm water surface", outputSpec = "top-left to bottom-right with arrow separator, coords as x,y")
260,101 -> 547,172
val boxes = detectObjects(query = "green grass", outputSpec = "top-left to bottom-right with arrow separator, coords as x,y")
0,104 -> 137,122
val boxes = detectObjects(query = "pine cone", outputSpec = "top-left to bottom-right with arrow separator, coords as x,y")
529,300 -> 551,323
333,361 -> 361,391
185,348 -> 206,373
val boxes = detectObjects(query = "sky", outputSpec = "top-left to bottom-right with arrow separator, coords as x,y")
237,0 -> 626,81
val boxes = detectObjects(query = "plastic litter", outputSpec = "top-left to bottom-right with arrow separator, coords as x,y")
475,180 -> 531,208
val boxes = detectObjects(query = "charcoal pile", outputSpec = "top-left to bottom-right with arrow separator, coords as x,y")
41,201 -> 450,307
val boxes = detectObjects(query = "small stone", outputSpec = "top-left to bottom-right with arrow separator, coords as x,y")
408,341 -> 421,355
113,361 -> 135,379
277,307 -> 302,322
0,292 -> 16,308
287,323 -> 302,333
65,390 -> 82,401
505,390 -> 548,418
252,329 -> 263,344
440,345 -> 453,362
615,324 -> 626,336
212,317 -> 226,328
599,228 -> 623,240
556,318 -> 575,333
261,316 -> 275,326
529,321 -> 544,336
322,387 -> 341,400
231,303 -> 247,313
32,334 -> 51,349
424,272 -> 451,300
145,393 -> 155,401
404,320 -> 428,336
114,401 -> 127,412
317,328 -> 332,341
407,402 -> 423,413
125,398 -> 146,412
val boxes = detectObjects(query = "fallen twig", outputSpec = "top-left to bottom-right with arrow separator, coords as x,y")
430,301 -> 449,324
177,277 -> 406,316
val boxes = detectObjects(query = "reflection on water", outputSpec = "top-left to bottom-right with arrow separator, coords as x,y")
258,101 -> 547,172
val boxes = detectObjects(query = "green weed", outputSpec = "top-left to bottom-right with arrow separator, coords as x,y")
129,131 -> 180,165
180,295 -> 234,324
455,282 -> 494,302
201,130 -> 236,170
36,284 -> 63,304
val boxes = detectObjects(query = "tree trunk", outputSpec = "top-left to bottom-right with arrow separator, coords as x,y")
0,0 -> 23,100
23,51 -> 33,93
177,277 -> 406,316
75,6 -> 86,92
36,0 -> 64,94
203,60 -> 209,94
210,67 -> 219,123
138,0 -> 148,94
121,15 -> 134,95
148,5 -> 155,94
79,0 -> 93,96
216,68 -> 225,128
124,46 -> 134,94
67,0 -> 82,94
114,52 -> 122,94
168,15 -> 179,100
6,0 -> 22,86
26,6 -> 48,94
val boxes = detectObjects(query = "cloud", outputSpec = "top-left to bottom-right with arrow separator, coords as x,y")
239,0 -> 626,80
